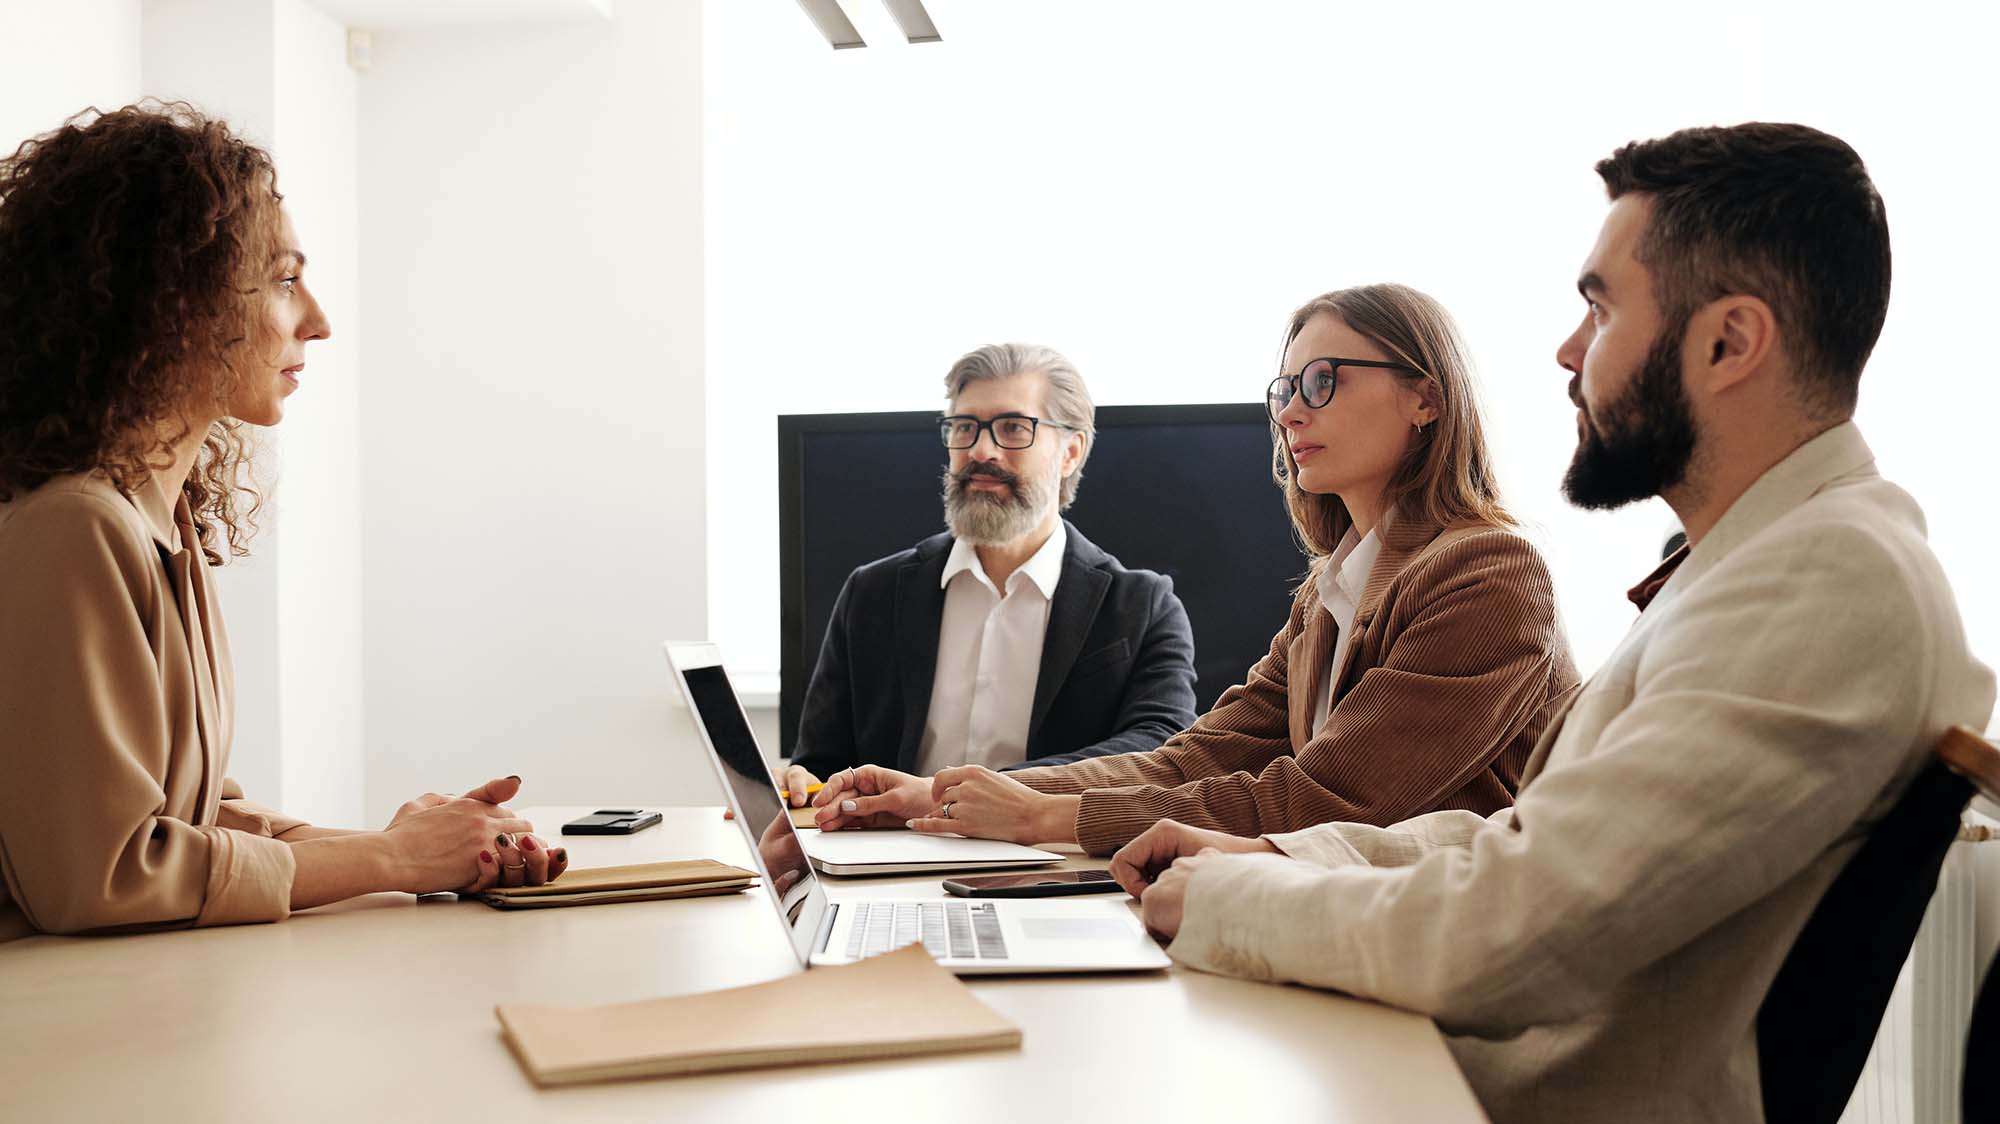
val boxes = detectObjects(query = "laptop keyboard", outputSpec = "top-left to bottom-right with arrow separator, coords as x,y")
844,900 -> 1009,961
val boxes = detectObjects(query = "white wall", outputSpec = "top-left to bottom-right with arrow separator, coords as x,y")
0,0 -> 141,154
142,0 -> 283,806
139,0 -> 366,827
704,0 -> 2000,701
356,0 -> 715,821
270,0 -> 364,827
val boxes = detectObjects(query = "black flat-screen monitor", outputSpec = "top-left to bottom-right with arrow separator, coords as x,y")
777,404 -> 1308,756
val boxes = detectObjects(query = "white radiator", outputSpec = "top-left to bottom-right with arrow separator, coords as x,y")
1837,835 -> 1986,1124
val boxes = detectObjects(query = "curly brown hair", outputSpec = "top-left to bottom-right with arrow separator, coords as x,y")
0,101 -> 285,563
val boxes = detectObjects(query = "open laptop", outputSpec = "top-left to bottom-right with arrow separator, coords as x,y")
665,642 -> 1170,975
671,647 -> 1060,876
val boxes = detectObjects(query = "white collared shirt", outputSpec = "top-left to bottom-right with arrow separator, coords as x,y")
915,522 -> 1067,775
1310,525 -> 1383,737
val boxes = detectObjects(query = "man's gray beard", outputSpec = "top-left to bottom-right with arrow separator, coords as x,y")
942,467 -> 1058,546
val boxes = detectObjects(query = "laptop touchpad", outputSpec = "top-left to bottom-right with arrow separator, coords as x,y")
1021,917 -> 1133,941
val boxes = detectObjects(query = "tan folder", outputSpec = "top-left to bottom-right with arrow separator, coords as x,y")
495,944 -> 1021,1085
478,859 -> 755,910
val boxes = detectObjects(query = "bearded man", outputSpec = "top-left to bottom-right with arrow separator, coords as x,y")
1106,123 -> 1995,1123
784,343 -> 1198,797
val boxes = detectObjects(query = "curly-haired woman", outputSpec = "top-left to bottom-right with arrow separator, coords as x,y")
0,103 -> 564,942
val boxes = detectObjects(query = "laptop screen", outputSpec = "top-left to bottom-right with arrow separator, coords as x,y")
674,656 -> 822,954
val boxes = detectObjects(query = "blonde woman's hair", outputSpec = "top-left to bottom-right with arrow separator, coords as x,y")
1273,283 -> 1511,557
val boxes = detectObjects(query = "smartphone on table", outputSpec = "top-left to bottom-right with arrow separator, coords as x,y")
560,809 -> 663,835
942,870 -> 1125,897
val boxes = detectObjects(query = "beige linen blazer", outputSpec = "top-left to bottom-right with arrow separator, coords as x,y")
0,473 -> 300,942
1168,423 -> 1997,1123
1010,517 -> 1580,855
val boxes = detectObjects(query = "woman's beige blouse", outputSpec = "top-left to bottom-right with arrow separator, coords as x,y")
0,473 -> 301,942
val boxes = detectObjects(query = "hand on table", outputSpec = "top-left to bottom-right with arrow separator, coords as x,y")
722,763 -> 824,821
811,765 -> 937,831
780,763 -> 822,808
380,775 -> 568,893
1108,819 -> 1279,941
905,765 -> 1073,844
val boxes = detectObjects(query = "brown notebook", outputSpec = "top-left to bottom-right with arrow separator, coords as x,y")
478,859 -> 755,910
495,944 -> 1021,1085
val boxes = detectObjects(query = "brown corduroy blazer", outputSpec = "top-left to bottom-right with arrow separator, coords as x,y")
1009,516 -> 1581,855
0,473 -> 301,942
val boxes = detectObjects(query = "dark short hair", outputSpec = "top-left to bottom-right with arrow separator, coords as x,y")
1596,123 -> 1890,413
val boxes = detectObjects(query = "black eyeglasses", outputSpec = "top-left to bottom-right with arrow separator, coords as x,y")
939,414 -> 1076,450
1265,357 -> 1418,423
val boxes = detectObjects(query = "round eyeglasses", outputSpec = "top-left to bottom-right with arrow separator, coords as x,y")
1265,358 -> 1419,423
938,414 -> 1076,450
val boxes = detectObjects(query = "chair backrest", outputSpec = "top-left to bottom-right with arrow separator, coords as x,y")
1941,727 -> 2000,1122
1756,726 -> 1985,1124
1969,951 -> 1999,1123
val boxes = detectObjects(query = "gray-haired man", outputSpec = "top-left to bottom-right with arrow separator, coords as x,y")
783,343 -> 1198,808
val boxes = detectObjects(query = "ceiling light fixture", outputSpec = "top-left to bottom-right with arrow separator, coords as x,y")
794,0 -> 941,49
879,0 -> 941,43
794,0 -> 866,49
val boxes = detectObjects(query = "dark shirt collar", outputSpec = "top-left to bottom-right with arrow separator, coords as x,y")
1627,545 -> 1689,612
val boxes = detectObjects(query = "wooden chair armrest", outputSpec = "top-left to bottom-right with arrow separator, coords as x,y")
1937,725 -> 2000,804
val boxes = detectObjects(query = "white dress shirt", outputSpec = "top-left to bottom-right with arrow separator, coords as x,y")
915,522 -> 1067,774
1311,525 -> 1383,737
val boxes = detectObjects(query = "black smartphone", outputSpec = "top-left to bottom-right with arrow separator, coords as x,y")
942,870 -> 1125,898
560,809 -> 663,836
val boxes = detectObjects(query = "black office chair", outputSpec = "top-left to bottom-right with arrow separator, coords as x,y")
1940,730 -> 2000,1123
1756,725 -> 1993,1124
1969,952 -> 1998,1122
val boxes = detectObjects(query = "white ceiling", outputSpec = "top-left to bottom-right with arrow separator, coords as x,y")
307,0 -> 613,30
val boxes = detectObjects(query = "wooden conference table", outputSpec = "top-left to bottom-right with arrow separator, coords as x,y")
0,807 -> 1487,1123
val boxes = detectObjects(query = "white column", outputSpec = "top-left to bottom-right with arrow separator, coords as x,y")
354,0 -> 715,819
141,0 -> 366,827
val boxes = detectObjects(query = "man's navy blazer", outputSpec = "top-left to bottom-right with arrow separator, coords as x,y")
790,521 -> 1198,777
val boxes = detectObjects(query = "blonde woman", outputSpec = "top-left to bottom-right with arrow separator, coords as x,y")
0,105 -> 563,941
811,284 -> 1580,855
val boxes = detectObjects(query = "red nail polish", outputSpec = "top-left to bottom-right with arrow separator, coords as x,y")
480,850 -> 494,864
521,836 -> 537,852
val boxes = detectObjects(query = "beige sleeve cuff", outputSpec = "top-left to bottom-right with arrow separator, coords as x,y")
1166,851 -> 1313,982
216,777 -> 313,838
1265,822 -> 1373,867
1267,807 -> 1502,870
194,827 -> 296,927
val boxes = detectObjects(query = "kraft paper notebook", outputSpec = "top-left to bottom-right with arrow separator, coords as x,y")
494,944 -> 1022,1085
478,859 -> 755,910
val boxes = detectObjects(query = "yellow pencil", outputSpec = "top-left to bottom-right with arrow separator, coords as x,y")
778,783 -> 824,800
